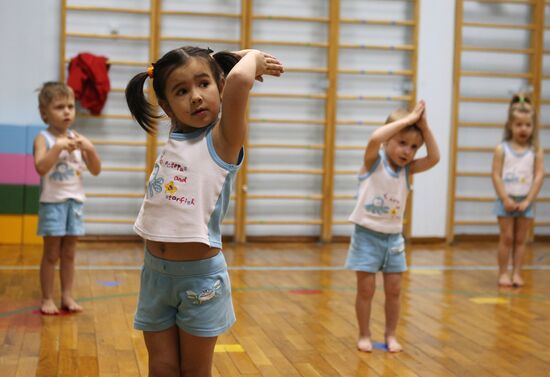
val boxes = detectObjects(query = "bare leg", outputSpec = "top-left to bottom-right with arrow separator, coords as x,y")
143,326 -> 181,377
497,217 -> 514,287
511,217 -> 532,287
383,272 -> 403,352
40,237 -> 61,314
355,272 -> 376,352
60,236 -> 82,312
179,329 -> 218,376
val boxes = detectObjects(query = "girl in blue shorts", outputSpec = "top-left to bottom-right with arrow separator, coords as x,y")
125,47 -> 283,376
346,101 -> 439,353
491,93 -> 544,288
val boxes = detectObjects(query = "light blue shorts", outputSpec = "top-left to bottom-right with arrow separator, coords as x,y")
134,248 -> 236,337
37,199 -> 85,237
345,225 -> 407,273
495,195 -> 534,218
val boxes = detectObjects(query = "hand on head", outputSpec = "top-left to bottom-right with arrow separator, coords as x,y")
407,100 -> 425,125
251,50 -> 284,82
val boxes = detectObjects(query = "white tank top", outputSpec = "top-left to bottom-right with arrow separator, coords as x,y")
133,125 -> 243,248
348,149 -> 410,234
501,142 -> 534,196
39,130 -> 86,203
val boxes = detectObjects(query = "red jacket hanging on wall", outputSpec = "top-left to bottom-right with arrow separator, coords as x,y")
67,53 -> 110,115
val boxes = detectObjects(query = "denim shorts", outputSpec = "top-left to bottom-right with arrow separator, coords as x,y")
37,199 -> 85,236
345,225 -> 407,273
495,195 -> 534,218
134,248 -> 236,337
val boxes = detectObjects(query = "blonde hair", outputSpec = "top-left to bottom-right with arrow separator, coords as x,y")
504,92 -> 537,147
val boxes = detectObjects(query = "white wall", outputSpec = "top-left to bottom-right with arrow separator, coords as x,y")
0,0 -> 456,238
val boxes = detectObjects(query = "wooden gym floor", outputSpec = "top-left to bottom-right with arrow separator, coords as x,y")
1,240 -> 549,376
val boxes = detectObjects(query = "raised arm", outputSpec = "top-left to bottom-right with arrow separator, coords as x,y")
409,107 -> 440,174
491,145 -> 517,212
214,49 -> 284,164
362,100 -> 425,171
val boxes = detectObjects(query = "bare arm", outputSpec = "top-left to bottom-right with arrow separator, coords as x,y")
362,100 -> 425,172
214,49 -> 284,164
74,131 -> 101,176
491,145 -> 517,212
518,147 -> 544,211
409,108 -> 440,174
33,134 -> 75,176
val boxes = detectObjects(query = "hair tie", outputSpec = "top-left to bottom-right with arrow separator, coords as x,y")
147,64 -> 154,79
518,95 -> 525,104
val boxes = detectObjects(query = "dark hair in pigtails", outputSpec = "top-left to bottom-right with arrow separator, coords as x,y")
125,71 -> 161,134
212,51 -> 241,77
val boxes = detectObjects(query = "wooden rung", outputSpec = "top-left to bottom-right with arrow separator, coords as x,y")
455,196 -> 494,202
246,219 -> 323,225
458,122 -> 503,128
464,0 -> 536,4
333,194 -> 355,200
456,171 -> 490,177
221,219 -> 235,225
458,146 -> 550,154
67,5 -> 150,14
66,32 -> 149,41
65,58 -> 147,67
247,168 -> 323,175
334,170 -> 358,175
251,92 -> 327,99
77,113 -> 133,120
454,220 -> 496,225
253,14 -> 329,23
102,166 -> 146,172
285,67 -> 328,73
462,21 -> 535,30
246,194 -> 323,200
339,43 -> 414,51
459,96 -> 510,103
337,95 -> 411,101
335,145 -> 363,151
86,192 -> 144,198
90,139 -> 146,146
535,221 -> 550,227
248,118 -> 325,125
544,74 -> 550,79
541,99 -> 550,105
85,218 -> 135,224
462,45 -> 534,55
252,40 -> 328,48
161,36 -> 239,44
461,71 -> 532,79
248,143 -> 324,150
339,18 -> 415,27
337,120 -> 385,126
161,10 -> 240,18
339,68 -> 413,76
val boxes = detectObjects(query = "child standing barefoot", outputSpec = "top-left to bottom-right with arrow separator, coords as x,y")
491,93 -> 544,287
346,101 -> 439,352
125,47 -> 283,376
34,82 -> 101,314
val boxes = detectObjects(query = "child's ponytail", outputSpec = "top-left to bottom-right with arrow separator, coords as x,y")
212,51 -> 241,77
125,71 -> 161,134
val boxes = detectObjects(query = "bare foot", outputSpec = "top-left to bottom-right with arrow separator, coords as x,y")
357,337 -> 373,352
498,273 -> 513,287
61,297 -> 83,312
385,335 -> 402,353
512,274 -> 524,287
41,299 -> 59,315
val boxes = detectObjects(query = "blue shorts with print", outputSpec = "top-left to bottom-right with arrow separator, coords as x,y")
495,195 -> 534,218
345,225 -> 407,273
37,199 -> 85,237
134,248 -> 236,337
